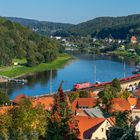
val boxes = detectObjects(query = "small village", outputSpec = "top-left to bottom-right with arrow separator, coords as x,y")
0,76 -> 140,139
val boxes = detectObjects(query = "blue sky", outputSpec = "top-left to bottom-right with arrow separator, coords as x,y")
0,0 -> 140,24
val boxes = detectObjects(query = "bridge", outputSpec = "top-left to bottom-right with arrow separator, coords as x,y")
32,74 -> 140,99
72,74 -> 140,95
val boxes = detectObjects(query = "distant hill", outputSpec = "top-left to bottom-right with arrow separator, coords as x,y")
6,17 -> 74,36
68,14 -> 140,39
0,17 -> 60,66
5,14 -> 140,39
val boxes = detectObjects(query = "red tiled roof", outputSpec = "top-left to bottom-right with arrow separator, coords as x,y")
72,98 -> 97,111
32,96 -> 54,110
109,98 -> 131,113
127,97 -> 137,106
12,94 -> 28,104
76,116 -> 105,139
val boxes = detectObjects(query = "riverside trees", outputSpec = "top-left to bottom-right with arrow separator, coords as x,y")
0,18 -> 60,67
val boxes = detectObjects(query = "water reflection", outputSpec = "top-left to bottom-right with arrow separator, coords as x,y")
0,70 -> 57,98
0,54 -> 135,99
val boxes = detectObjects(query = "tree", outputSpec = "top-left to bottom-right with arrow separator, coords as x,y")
111,78 -> 121,93
68,92 -> 79,103
79,91 -> 89,98
118,91 -> 131,99
46,82 -> 80,140
0,91 -> 10,106
0,99 -> 47,140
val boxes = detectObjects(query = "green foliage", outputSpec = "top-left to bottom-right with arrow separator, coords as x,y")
114,111 -> 130,128
79,91 -> 89,98
68,14 -> 140,39
68,92 -> 79,103
6,17 -> 73,36
0,18 -> 60,67
46,83 -> 80,140
0,99 -> 47,140
0,91 -> 10,106
111,78 -> 121,93
118,91 -> 131,99
98,78 -> 121,112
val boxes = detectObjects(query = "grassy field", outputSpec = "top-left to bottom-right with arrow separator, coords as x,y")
0,54 -> 73,78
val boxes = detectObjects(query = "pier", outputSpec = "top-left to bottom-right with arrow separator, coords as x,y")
0,75 -> 27,84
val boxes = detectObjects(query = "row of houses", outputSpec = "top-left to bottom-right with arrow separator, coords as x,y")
1,89 -> 140,139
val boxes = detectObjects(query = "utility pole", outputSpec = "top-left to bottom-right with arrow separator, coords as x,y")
50,69 -> 52,94
123,60 -> 126,78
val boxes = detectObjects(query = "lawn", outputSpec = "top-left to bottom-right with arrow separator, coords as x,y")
0,54 -> 73,78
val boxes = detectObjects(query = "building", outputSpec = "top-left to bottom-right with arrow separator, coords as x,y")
72,98 -> 97,113
131,36 -> 137,44
76,116 -> 113,140
109,98 -> 131,113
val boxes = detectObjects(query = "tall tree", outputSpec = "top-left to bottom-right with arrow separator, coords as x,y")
46,82 -> 80,140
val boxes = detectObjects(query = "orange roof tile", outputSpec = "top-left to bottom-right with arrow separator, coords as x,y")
12,94 -> 28,104
89,91 -> 98,98
32,96 -> 54,110
72,98 -> 97,111
109,98 -> 131,113
76,116 -> 105,139
127,97 -> 137,106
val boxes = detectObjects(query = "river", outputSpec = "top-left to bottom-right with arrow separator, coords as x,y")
0,54 -> 135,99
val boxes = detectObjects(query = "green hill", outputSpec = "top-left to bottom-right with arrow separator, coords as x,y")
68,14 -> 140,39
6,17 -> 74,36
0,17 -> 60,66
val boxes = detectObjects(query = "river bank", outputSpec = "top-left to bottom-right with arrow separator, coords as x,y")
0,54 -> 73,80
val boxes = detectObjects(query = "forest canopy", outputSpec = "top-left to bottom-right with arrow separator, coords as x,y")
0,17 -> 60,66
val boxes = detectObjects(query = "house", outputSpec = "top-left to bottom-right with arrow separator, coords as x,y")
127,97 -> 137,109
12,94 -> 28,105
76,116 -> 113,140
32,96 -> 54,110
131,36 -> 137,44
72,98 -> 97,112
109,98 -> 131,113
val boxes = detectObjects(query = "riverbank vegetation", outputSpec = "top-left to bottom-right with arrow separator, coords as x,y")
0,54 -> 72,78
0,17 -> 61,67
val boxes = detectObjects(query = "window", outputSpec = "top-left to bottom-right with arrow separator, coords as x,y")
102,128 -> 104,132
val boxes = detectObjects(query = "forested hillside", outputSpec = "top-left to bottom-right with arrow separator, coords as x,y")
6,17 -> 73,36
0,17 -> 60,66
68,14 -> 140,39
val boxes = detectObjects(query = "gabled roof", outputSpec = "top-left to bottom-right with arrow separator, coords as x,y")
127,97 -> 137,107
84,107 -> 104,118
109,98 -> 131,112
12,94 -> 28,104
72,98 -> 97,111
32,96 -> 54,110
76,116 -> 105,139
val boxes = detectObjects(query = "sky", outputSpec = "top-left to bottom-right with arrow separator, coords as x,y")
0,0 -> 140,24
